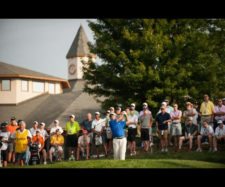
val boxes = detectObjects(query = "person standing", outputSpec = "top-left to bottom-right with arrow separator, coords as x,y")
109,112 -> 127,160
65,114 -> 80,160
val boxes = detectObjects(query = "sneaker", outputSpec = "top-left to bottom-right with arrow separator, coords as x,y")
130,153 -> 133,156
133,151 -> 136,156
150,143 -> 154,147
202,141 -> 209,145
161,148 -> 165,152
44,161 -> 47,165
213,148 -> 218,152
196,148 -> 202,152
164,148 -> 168,152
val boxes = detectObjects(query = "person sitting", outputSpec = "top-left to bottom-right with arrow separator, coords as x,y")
31,130 -> 47,164
178,117 -> 198,151
76,130 -> 90,160
49,129 -> 64,163
213,120 -> 225,152
196,121 -> 214,152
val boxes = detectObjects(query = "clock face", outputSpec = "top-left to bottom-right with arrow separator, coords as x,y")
69,64 -> 76,75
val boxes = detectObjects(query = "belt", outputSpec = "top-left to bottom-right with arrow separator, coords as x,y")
202,115 -> 211,117
114,136 -> 124,139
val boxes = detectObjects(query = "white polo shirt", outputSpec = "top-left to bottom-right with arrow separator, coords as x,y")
200,126 -> 214,136
92,118 -> 105,132
215,125 -> 225,137
0,131 -> 10,150
127,114 -> 138,128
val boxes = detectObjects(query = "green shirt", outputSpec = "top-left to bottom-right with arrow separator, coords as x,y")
65,121 -> 80,135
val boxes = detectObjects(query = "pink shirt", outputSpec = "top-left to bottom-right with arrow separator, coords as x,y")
170,110 -> 182,123
214,105 -> 225,121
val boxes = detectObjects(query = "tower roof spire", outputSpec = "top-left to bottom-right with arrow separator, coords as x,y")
66,25 -> 90,59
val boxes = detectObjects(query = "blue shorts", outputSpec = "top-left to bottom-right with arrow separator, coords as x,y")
16,152 -> 26,162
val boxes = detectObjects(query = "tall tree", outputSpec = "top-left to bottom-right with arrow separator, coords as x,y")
83,19 -> 225,113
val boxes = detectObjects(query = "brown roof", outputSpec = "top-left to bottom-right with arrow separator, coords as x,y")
66,25 -> 95,59
0,61 -> 70,89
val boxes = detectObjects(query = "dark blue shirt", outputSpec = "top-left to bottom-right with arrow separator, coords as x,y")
109,120 -> 126,138
81,120 -> 92,133
156,112 -> 171,130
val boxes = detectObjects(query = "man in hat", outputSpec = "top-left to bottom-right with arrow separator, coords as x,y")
92,112 -> 107,158
31,130 -> 47,164
65,114 -> 80,160
109,112 -> 127,160
0,122 -> 10,167
6,116 -> 18,163
29,121 -> 39,137
77,129 -> 90,160
213,120 -> 225,152
214,99 -> 225,130
50,120 -> 63,136
200,94 -> 215,126
49,129 -> 64,163
155,106 -> 171,152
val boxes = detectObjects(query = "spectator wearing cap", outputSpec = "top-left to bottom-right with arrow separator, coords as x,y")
31,130 -> 47,164
6,116 -> 18,163
127,106 -> 139,156
196,121 -> 214,152
213,120 -> 225,152
170,104 -> 182,151
139,102 -> 152,138
109,112 -> 127,160
50,120 -> 63,136
164,99 -> 174,114
65,114 -> 80,160
200,94 -> 215,126
178,117 -> 198,151
49,129 -> 64,163
11,121 -> 32,166
222,98 -> 225,106
109,107 -> 115,113
214,99 -> 225,130
155,106 -> 171,152
0,122 -> 11,167
77,130 -> 90,160
157,101 -> 174,146
92,112 -> 107,158
29,121 -> 39,137
130,103 -> 139,117
183,102 -> 198,126
38,122 -> 50,158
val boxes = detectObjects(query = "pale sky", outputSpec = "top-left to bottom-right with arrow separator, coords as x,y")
0,19 -> 96,79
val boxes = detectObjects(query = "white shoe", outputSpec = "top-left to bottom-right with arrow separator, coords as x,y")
150,143 -> 154,147
161,148 -> 165,152
164,148 -> 168,152
196,148 -> 202,152
44,161 -> 47,165
213,148 -> 217,152
130,153 -> 133,156
202,141 -> 209,145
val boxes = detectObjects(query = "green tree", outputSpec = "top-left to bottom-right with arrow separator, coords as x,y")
83,19 -> 225,114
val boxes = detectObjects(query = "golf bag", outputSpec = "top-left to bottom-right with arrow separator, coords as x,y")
29,143 -> 40,165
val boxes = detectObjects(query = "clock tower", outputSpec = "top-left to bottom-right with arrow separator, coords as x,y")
66,25 -> 96,80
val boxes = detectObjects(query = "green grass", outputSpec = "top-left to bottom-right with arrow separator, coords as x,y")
7,150 -> 225,168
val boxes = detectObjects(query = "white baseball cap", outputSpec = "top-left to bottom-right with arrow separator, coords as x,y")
130,103 -> 135,107
69,114 -> 75,118
40,122 -> 45,127
95,111 -> 100,115
217,120 -> 223,124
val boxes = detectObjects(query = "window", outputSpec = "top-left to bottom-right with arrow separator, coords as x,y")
33,81 -> 44,93
1,80 -> 11,91
48,83 -> 55,94
21,80 -> 29,92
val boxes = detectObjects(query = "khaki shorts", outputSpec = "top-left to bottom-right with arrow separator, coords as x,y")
159,130 -> 168,139
50,146 -> 63,153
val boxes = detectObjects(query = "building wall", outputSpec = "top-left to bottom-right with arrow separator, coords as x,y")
0,78 -> 17,104
0,79 -> 63,104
